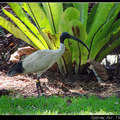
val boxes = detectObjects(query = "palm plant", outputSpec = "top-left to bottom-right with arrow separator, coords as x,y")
0,2 -> 120,76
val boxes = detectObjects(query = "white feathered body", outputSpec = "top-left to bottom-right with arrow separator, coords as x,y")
22,43 -> 65,74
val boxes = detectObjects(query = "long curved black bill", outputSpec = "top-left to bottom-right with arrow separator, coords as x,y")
70,36 -> 90,53
60,32 -> 90,53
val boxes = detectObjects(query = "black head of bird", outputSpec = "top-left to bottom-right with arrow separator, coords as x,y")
60,32 -> 72,43
60,32 -> 90,53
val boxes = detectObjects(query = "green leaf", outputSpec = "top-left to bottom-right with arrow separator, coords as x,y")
110,19 -> 120,33
3,8 -> 46,50
8,3 -> 61,50
73,3 -> 88,30
69,20 -> 88,67
86,3 -> 114,48
106,3 -> 120,20
59,7 -> 80,49
89,3 -> 120,59
0,16 -> 36,48
8,3 -> 49,49
59,7 -> 80,50
86,3 -> 99,33
22,3 -> 51,33
42,3 -> 63,34
62,47 -> 72,74
22,3 -> 57,49
90,18 -> 116,59
96,28 -> 120,62
41,30 -> 60,49
59,7 -> 88,66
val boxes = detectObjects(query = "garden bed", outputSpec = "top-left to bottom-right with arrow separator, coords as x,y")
0,3 -> 120,99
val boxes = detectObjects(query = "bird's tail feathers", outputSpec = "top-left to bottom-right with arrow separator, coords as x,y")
7,61 -> 24,77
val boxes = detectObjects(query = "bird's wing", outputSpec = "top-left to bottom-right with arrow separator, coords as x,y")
22,45 -> 65,74
23,52 -> 58,73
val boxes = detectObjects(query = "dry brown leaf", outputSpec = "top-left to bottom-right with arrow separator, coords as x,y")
10,46 -> 37,63
3,6 -> 12,11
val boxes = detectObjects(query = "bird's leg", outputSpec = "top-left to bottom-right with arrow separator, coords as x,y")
36,79 -> 40,97
36,74 -> 43,97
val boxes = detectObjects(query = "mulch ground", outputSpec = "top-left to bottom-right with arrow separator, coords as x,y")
0,3 -> 120,99
0,66 -> 120,99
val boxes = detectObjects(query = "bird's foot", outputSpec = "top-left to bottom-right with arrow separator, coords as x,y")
36,79 -> 44,97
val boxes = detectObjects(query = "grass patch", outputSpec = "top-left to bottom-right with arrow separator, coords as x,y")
0,95 -> 119,115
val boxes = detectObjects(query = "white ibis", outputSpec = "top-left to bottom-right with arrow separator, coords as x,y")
7,32 -> 90,97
